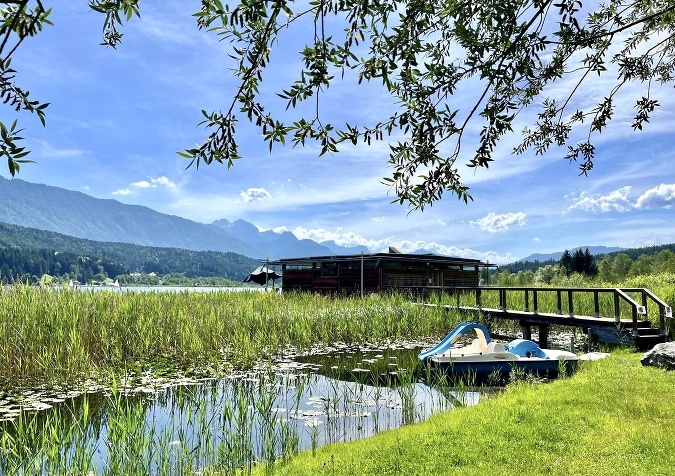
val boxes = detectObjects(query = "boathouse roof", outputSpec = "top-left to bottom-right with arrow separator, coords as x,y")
269,250 -> 490,267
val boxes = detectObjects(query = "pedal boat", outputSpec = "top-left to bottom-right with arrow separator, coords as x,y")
418,322 -> 579,382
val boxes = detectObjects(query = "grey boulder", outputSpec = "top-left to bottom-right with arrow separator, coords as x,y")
641,342 -> 675,370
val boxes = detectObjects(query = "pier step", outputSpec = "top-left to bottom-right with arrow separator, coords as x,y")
633,327 -> 666,351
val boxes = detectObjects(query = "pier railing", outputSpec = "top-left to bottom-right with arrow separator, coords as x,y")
441,286 -> 671,338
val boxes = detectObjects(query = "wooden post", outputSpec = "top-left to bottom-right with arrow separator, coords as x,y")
360,251 -> 364,298
532,289 -> 538,314
586,328 -> 593,353
524,289 -> 530,312
556,290 -> 562,315
539,324 -> 549,348
521,323 -> 532,340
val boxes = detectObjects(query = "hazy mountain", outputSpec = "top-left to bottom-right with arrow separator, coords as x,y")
0,177 -> 262,257
0,177 -> 371,260
0,177 -> 641,265
318,240 -> 370,255
517,246 -> 625,263
210,219 -> 372,258
210,219 -> 333,258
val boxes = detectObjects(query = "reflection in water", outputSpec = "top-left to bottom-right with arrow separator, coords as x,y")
0,347 -> 482,475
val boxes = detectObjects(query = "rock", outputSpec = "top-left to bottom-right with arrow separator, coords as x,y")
641,342 -> 675,370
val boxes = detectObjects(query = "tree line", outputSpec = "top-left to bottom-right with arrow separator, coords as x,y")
0,222 -> 262,285
0,246 -> 126,284
493,246 -> 675,286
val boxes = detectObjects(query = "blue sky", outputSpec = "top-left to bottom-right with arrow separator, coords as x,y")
4,1 -> 675,263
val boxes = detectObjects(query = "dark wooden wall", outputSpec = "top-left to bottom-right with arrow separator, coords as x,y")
282,263 -> 479,294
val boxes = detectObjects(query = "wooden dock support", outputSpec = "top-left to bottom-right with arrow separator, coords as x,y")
521,324 -> 531,340
520,322 -> 549,347
539,324 -> 549,348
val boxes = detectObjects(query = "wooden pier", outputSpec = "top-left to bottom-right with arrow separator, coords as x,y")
432,286 -> 672,350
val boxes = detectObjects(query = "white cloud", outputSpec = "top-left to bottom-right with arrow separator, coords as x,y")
134,15 -> 198,46
372,216 -> 389,222
113,189 -> 132,196
131,180 -> 153,189
240,187 -> 272,203
568,186 -> 634,213
35,139 -> 89,158
127,176 -> 177,191
470,212 -> 527,233
293,227 -> 370,247
152,176 -> 176,188
291,226 -> 515,263
636,183 -> 675,209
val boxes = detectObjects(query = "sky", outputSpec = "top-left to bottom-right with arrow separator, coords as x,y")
4,1 -> 675,264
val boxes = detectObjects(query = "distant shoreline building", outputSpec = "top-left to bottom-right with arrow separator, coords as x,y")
268,248 -> 493,295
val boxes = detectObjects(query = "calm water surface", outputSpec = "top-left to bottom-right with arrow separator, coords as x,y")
0,346 -> 483,475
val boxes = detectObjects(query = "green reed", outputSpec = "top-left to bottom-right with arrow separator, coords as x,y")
0,287 -> 458,388
1,362 -> 460,476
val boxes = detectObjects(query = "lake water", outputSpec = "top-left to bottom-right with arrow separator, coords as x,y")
79,285 -> 270,293
0,346 -> 482,475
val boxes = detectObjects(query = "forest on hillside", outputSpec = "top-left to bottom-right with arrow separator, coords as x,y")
0,223 -> 261,285
495,244 -> 675,286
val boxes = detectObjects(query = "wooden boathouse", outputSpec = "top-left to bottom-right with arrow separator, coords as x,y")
267,251 -> 672,348
270,248 -> 492,295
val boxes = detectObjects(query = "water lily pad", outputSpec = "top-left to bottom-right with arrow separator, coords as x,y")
304,417 -> 323,427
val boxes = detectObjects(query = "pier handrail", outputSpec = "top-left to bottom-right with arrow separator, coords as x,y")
619,288 -> 672,336
442,286 -> 660,337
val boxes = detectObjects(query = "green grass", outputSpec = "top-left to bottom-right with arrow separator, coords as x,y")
255,351 -> 675,476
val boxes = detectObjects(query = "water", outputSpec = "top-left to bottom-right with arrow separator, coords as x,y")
0,347 -> 482,475
77,285 -> 270,293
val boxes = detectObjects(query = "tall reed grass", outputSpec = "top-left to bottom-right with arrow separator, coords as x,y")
0,287 -> 459,388
0,365 -> 459,475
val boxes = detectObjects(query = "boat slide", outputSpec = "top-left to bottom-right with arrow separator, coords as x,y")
418,321 -> 492,363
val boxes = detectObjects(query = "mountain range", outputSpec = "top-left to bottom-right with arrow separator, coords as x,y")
0,177 -> 630,264
0,177 -> 367,260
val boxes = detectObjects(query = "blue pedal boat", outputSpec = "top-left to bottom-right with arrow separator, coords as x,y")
418,322 -> 580,382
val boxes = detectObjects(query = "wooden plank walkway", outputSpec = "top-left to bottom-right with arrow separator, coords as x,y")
428,286 -> 671,349
451,305 -> 638,327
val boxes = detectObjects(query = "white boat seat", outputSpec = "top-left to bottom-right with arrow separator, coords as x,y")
485,341 -> 505,353
468,338 -> 487,354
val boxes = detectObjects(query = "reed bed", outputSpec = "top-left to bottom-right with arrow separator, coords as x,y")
0,287 -> 459,388
0,365 -> 457,475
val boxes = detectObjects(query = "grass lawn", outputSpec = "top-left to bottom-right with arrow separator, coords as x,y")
254,350 -> 675,476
